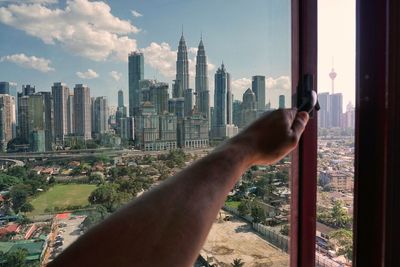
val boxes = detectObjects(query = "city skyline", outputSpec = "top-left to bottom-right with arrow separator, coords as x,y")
0,0 -> 355,109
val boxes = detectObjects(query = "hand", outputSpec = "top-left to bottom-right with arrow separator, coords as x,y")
227,108 -> 309,166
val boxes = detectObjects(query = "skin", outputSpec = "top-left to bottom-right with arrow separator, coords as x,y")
49,108 -> 309,267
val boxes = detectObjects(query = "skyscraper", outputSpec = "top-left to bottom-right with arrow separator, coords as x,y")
211,63 -> 238,139
241,88 -> 257,128
195,38 -> 210,120
252,76 -> 266,112
318,92 -> 330,128
330,93 -> 343,127
22,84 -> 35,96
184,88 -> 194,117
92,96 -> 109,135
118,89 -> 124,107
175,33 -> 189,98
67,94 -> 75,134
74,84 -> 92,140
129,51 -> 144,116
214,63 -> 232,127
279,95 -> 286,109
0,94 -> 16,150
52,82 -> 70,143
149,82 -> 169,115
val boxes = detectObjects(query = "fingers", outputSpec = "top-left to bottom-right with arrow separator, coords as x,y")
291,111 -> 309,138
284,108 -> 298,125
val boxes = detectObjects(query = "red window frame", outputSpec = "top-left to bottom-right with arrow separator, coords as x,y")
290,0 -> 400,266
291,0 -> 318,266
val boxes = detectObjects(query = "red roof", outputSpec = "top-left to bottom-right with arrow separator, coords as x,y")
0,223 -> 20,237
55,213 -> 71,220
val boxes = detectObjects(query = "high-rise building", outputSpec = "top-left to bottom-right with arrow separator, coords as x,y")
180,113 -> 209,149
232,100 -> 242,127
252,76 -> 266,112
67,94 -> 75,134
92,96 -> 109,135
318,92 -> 330,128
22,84 -> 35,96
52,82 -> 70,143
175,33 -> 189,98
279,95 -> 286,109
330,93 -> 343,127
41,92 -> 54,151
74,84 -> 92,140
0,94 -> 16,150
184,88 -> 194,117
241,88 -> 257,128
0,82 -> 17,135
149,82 -> 169,115
128,51 -> 144,116
195,38 -> 210,120
118,89 -> 124,107
168,98 -> 185,119
212,63 -> 236,139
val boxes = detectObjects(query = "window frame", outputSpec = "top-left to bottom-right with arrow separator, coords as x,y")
290,0 -> 318,266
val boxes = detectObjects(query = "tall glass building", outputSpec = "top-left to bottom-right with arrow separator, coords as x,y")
128,52 -> 144,116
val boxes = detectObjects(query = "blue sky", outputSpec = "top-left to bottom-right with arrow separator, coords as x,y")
0,0 -> 354,109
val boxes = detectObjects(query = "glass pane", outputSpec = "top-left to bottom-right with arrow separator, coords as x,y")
317,0 -> 355,266
0,0 -> 292,266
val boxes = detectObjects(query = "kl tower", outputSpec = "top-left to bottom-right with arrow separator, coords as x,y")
329,65 -> 337,94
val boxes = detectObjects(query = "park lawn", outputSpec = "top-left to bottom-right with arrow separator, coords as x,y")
225,201 -> 241,209
28,184 -> 97,216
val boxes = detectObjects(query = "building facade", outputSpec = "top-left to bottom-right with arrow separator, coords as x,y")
174,34 -> 189,98
0,94 -> 16,150
252,75 -> 266,112
195,38 -> 210,121
92,96 -> 109,136
128,51 -> 144,116
73,84 -> 92,140
52,82 -> 70,144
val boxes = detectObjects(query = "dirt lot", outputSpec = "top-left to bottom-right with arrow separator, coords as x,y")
201,211 -> 289,267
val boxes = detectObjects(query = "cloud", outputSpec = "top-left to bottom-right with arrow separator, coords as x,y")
142,42 -> 216,83
131,10 -> 142,18
0,53 -> 54,72
0,0 -> 139,61
231,78 -> 251,99
109,70 -> 122,81
76,69 -> 99,79
266,76 -> 291,91
0,0 -> 57,3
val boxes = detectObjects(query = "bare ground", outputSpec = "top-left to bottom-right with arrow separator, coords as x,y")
201,211 -> 289,267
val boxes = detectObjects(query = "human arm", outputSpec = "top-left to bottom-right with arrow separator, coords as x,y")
49,109 -> 309,267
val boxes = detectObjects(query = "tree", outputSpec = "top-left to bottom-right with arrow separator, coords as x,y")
88,184 -> 120,211
10,184 -> 31,213
20,203 -> 34,213
329,229 -> 353,262
89,172 -> 105,184
330,201 -> 351,228
237,200 -> 250,217
280,224 -> 289,236
231,258 -> 245,267
251,205 -> 266,223
5,248 -> 28,267
0,173 -> 21,191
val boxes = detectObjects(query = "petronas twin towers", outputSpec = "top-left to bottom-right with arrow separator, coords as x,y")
174,32 -> 210,120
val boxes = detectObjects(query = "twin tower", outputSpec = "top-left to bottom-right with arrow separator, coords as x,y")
174,33 -> 210,120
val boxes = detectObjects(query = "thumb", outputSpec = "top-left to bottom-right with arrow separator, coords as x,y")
291,111 -> 309,138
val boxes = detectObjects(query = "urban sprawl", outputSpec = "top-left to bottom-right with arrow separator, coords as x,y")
0,34 -> 355,267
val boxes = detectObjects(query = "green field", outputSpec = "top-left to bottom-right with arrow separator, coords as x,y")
28,184 -> 97,216
225,201 -> 241,209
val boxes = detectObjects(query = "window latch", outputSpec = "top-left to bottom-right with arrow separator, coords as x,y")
297,74 -> 320,117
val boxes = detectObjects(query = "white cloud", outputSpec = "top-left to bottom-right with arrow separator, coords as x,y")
0,53 -> 54,72
231,78 -> 251,100
0,0 -> 139,61
76,69 -> 99,79
131,10 -> 142,18
266,76 -> 291,91
109,70 -> 122,81
142,42 -> 216,83
0,0 -> 57,3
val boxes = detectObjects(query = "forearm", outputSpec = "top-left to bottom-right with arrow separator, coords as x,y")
50,144 -> 251,267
